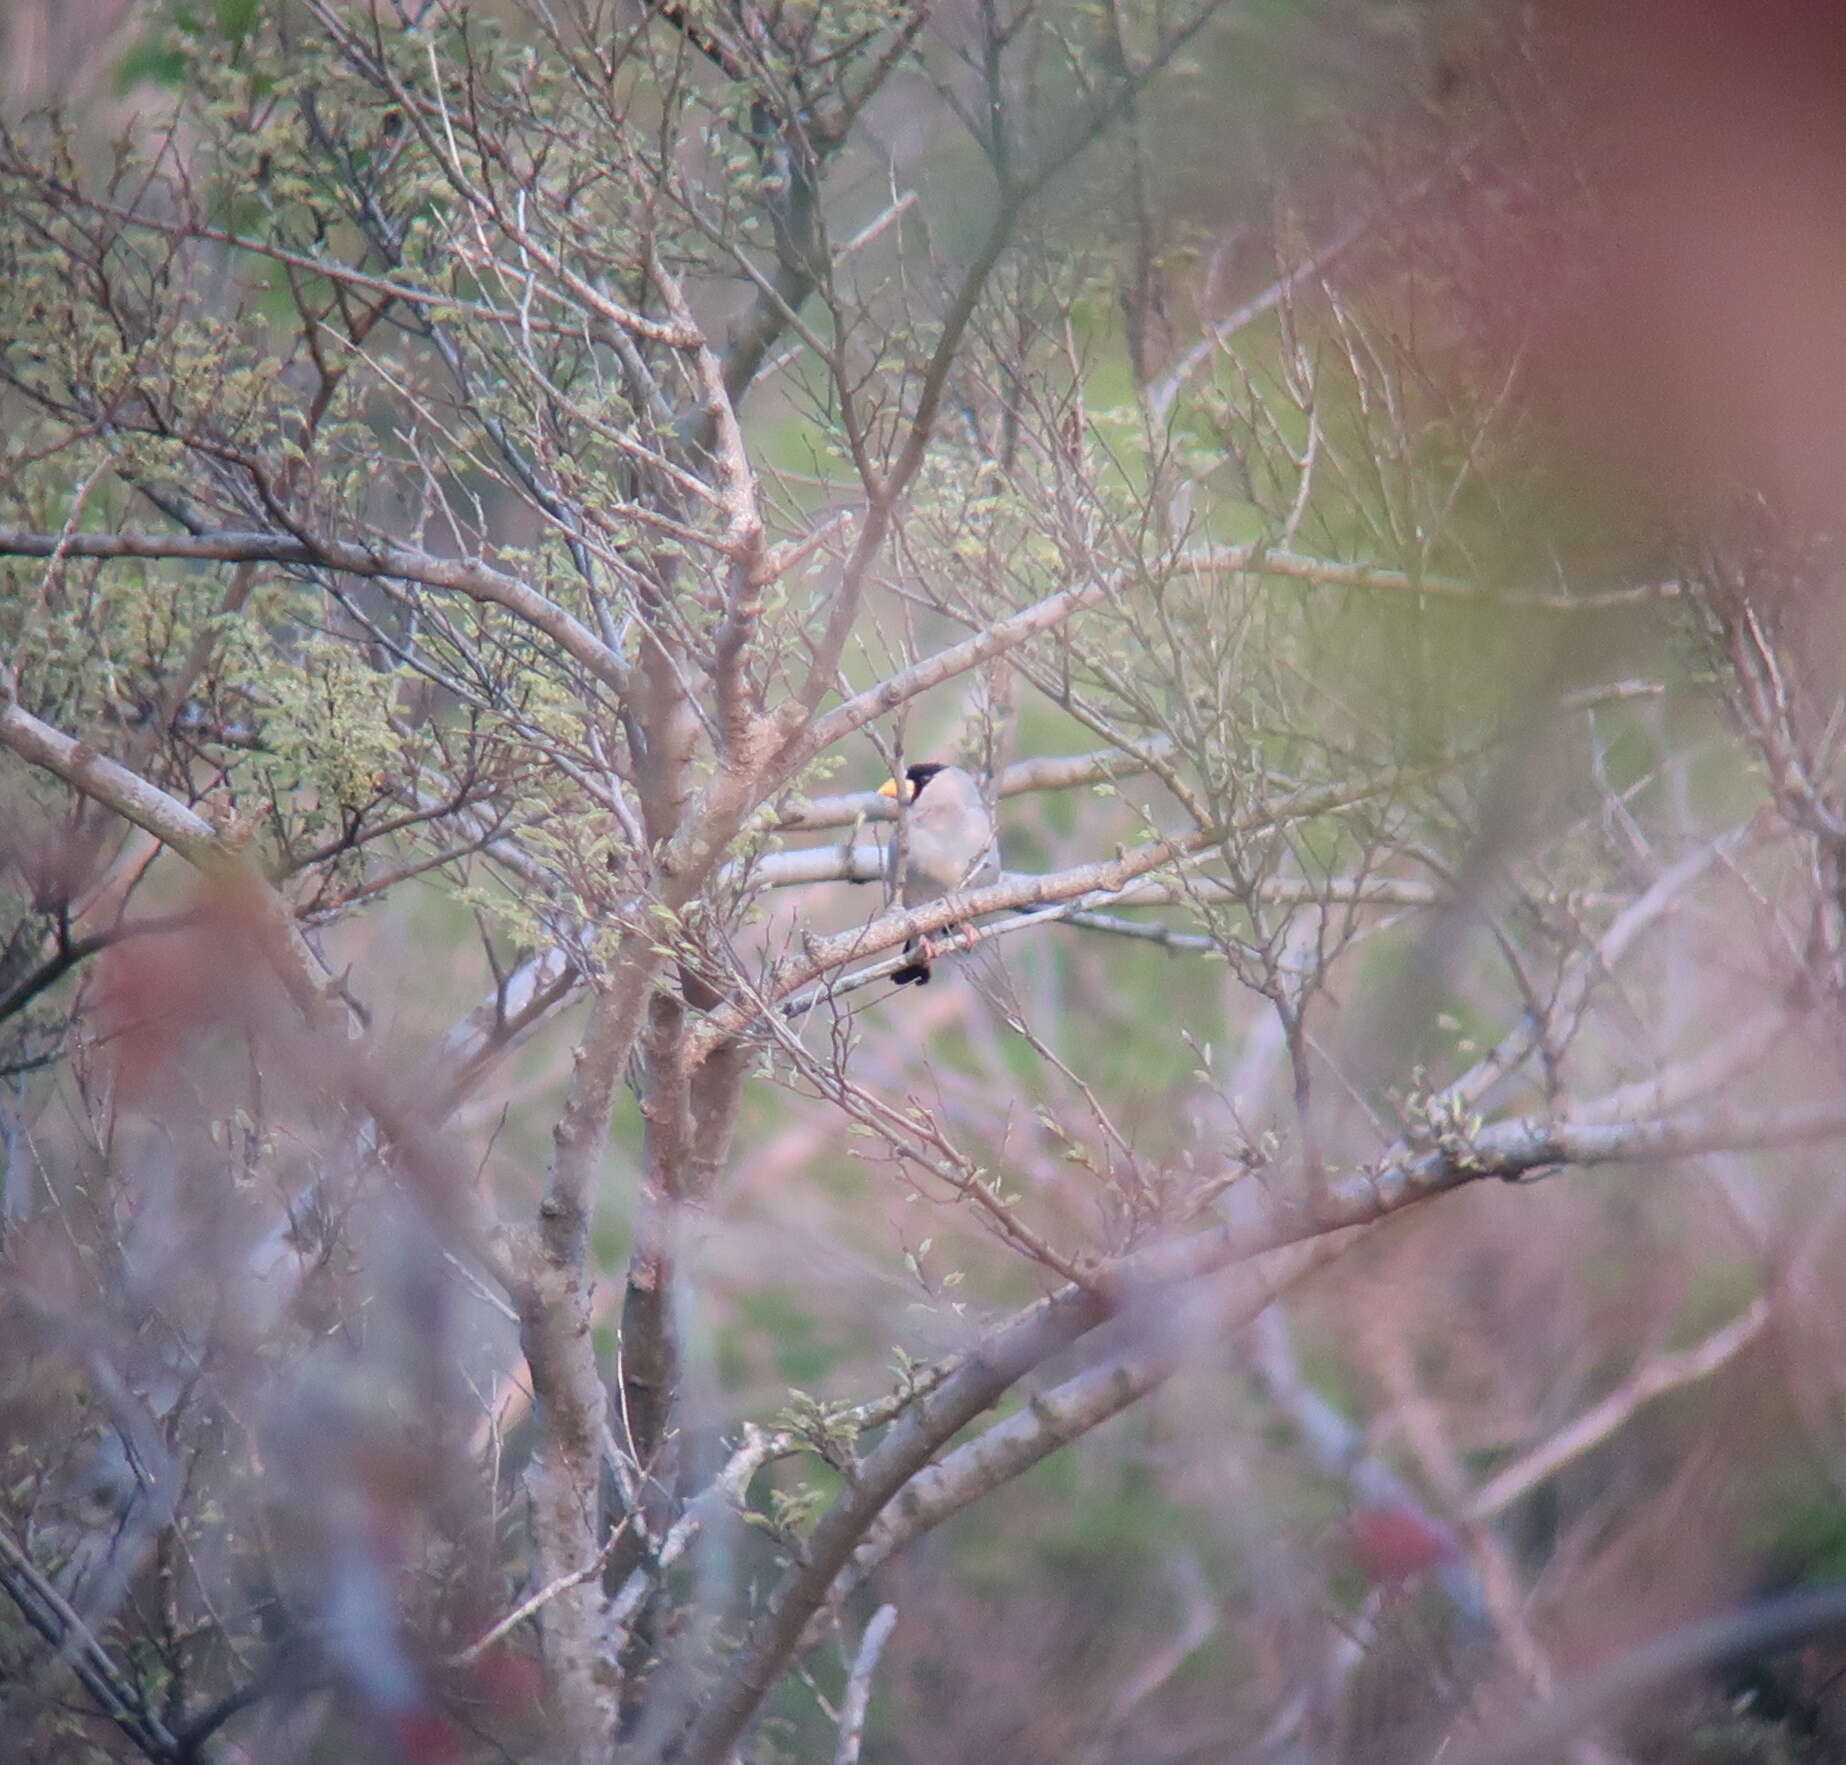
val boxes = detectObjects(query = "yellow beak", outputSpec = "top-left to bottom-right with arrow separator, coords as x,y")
877,778 -> 904,800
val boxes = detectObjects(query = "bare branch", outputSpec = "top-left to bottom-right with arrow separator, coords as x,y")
1,691 -> 220,865
832,1604 -> 898,1765
1448,1583 -> 1846,1765
0,529 -> 631,697
0,1525 -> 182,1765
445,1518 -> 631,1671
1468,1299 -> 1772,1521
845,1237 -> 1344,1592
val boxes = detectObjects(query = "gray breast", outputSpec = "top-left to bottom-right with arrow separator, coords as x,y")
889,770 -> 996,904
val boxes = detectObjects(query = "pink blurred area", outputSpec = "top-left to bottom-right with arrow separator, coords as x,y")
1,0 -> 137,110
1522,0 -> 1846,518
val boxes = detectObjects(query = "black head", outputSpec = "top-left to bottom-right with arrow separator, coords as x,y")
903,762 -> 948,796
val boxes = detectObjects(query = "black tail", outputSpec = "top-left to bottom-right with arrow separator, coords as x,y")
892,937 -> 931,986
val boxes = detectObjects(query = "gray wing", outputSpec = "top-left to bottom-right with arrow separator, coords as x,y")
900,768 -> 997,905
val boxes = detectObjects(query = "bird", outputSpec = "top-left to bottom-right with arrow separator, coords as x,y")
877,763 -> 1000,985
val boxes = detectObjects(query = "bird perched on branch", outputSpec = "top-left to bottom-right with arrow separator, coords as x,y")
878,763 -> 1000,985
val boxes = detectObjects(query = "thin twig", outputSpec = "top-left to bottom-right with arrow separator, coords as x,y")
832,1603 -> 897,1765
